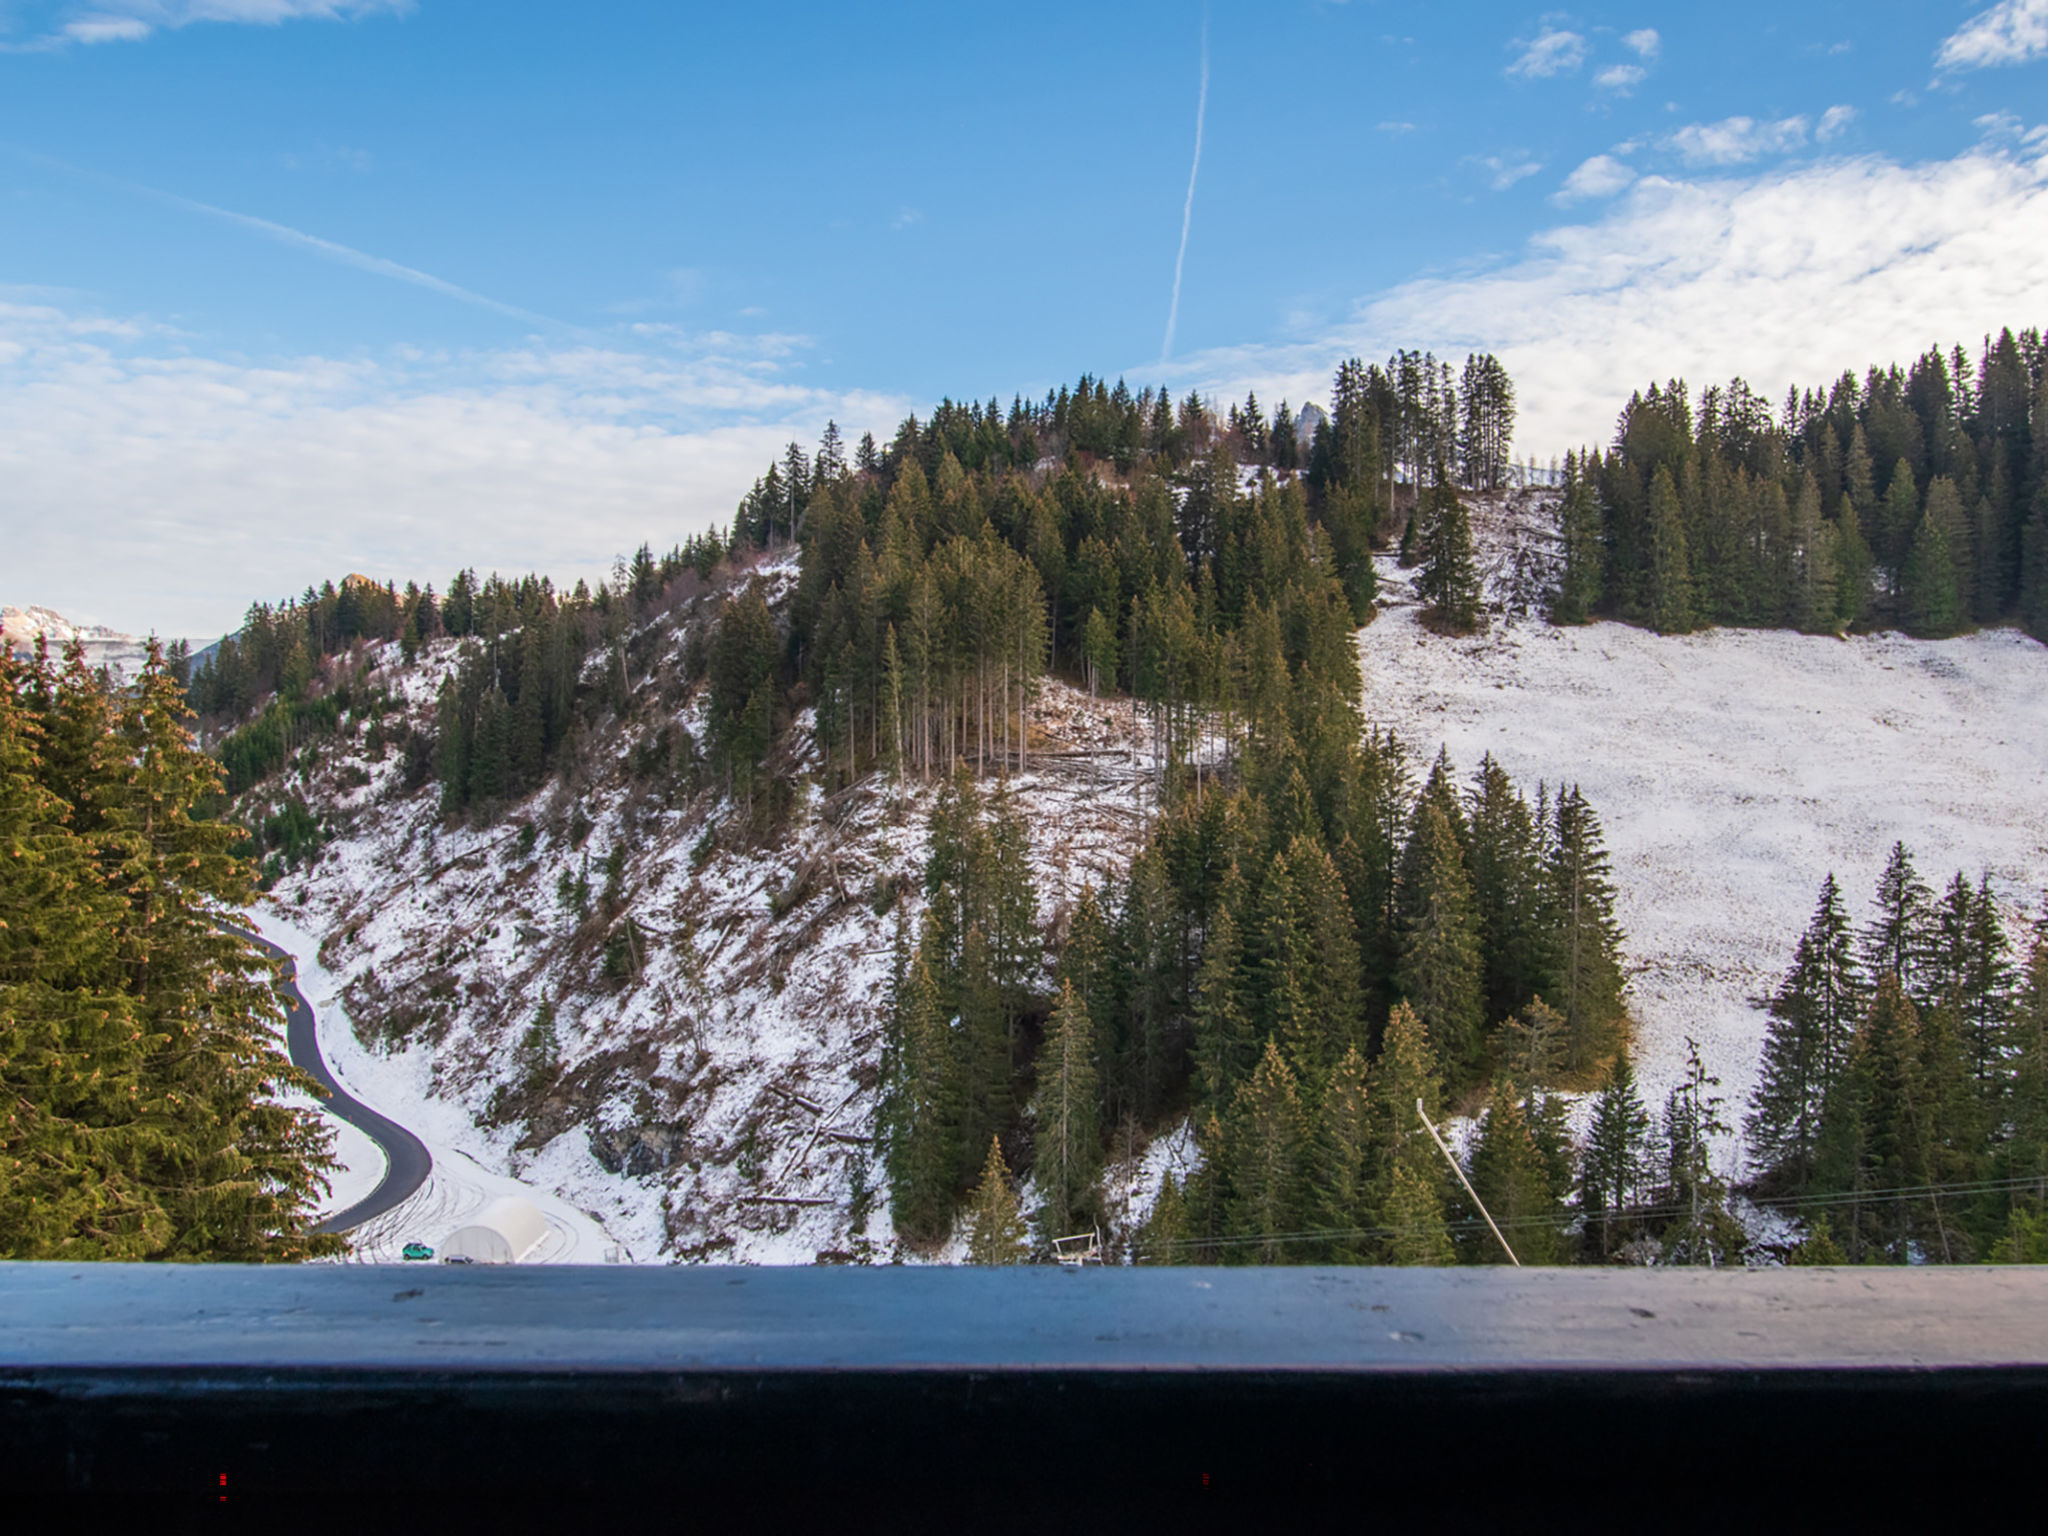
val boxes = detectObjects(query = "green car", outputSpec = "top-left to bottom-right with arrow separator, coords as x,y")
401,1242 -> 434,1261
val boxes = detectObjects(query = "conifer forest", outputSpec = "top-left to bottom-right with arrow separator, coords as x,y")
9,330 -> 2048,1267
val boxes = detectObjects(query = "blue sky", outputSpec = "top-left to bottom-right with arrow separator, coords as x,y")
4,1 -> 2047,634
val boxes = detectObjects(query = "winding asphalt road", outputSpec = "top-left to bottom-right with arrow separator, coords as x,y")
236,927 -> 433,1235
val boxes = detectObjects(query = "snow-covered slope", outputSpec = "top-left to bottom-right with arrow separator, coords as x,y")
1361,511 -> 2048,1147
257,561 -> 1161,1263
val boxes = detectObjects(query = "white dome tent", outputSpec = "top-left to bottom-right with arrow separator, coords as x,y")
441,1195 -> 549,1264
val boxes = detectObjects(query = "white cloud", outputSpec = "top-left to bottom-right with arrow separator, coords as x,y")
1669,115 -> 1809,166
1477,154 -> 1544,191
1623,28 -> 1661,60
1596,64 -> 1646,93
891,207 -> 924,230
64,16 -> 150,41
1159,142 -> 2048,461
1936,0 -> 2048,72
0,303 -> 906,635
1507,27 -> 1586,78
1555,154 -> 1636,204
25,1 -> 407,47
1376,121 -> 1418,135
1816,105 -> 1858,143
1975,110 -> 2048,147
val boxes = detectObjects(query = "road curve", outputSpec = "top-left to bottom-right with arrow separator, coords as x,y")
235,926 -> 433,1234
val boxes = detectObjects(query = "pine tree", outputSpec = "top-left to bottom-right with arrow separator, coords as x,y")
1190,896 -> 1255,1115
1221,1040 -> 1308,1264
1831,973 -> 1930,1262
1544,787 -> 1628,1075
1579,1050 -> 1650,1259
965,1136 -> 1027,1265
2008,904 -> 2048,1208
1368,1003 -> 1455,1264
1790,472 -> 1838,632
1645,465 -> 1695,634
3,644 -> 341,1261
1551,458 -> 1605,625
1465,1080 -> 1562,1264
1257,835 -> 1364,1083
1904,503 -> 1962,637
1862,843 -> 1933,1002
1030,982 -> 1102,1240
1396,802 -> 1485,1085
883,949 -> 960,1243
1879,460 -> 1921,588
1415,482 -> 1481,632
1308,1046 -> 1373,1261
1465,755 -> 1546,1027
1660,1037 -> 1742,1266
1748,875 -> 1864,1191
1138,1172 -> 1189,1264
1832,495 -> 1874,627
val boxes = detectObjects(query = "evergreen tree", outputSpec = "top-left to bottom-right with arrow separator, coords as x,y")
1030,982 -> 1102,1240
2,644 -> 341,1261
1190,895 -> 1255,1115
1832,495 -> 1874,627
1368,1003 -> 1455,1264
1790,472 -> 1838,632
1308,1045 -> 1374,1261
1465,1080 -> 1562,1264
1138,1172 -> 1189,1264
1904,504 -> 1962,637
965,1136 -> 1027,1264
1396,800 -> 1485,1084
1257,835 -> 1365,1083
1862,843 -> 1932,1002
1645,465 -> 1695,634
883,949 -> 960,1243
1660,1037 -> 1742,1266
1544,787 -> 1628,1074
2008,904 -> 2048,1208
1221,1040 -> 1308,1264
1579,1050 -> 1651,1259
1826,973 -> 1929,1262
1415,482 -> 1481,632
1748,875 -> 1864,1191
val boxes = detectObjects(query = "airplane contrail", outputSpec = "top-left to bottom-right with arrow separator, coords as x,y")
174,194 -> 559,328
1160,19 -> 1209,364
13,146 -> 563,330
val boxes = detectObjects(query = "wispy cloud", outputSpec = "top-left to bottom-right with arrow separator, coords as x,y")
1596,64 -> 1646,93
1476,153 -> 1544,191
1161,17 -> 1210,363
1936,0 -> 2048,72
1376,121 -> 1418,135
1622,28 -> 1661,60
1669,115 -> 1810,166
1506,27 -> 1587,78
1816,105 -> 1858,143
1554,154 -> 1636,204
20,1 -> 409,48
891,207 -> 923,230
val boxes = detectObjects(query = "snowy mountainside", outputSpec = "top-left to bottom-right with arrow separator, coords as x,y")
254,556 -> 1162,1262
1364,493 -> 2048,1150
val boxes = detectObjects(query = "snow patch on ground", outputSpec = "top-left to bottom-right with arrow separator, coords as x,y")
1362,538 -> 2048,1167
